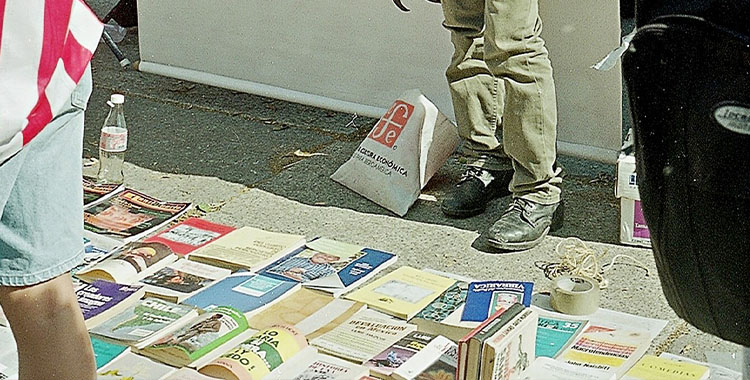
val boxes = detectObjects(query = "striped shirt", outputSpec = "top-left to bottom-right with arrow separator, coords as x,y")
0,0 -> 103,163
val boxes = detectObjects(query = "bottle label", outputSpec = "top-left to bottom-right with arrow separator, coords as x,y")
99,127 -> 127,152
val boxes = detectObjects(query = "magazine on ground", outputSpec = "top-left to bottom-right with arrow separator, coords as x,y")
144,218 -> 236,257
76,241 -> 179,285
138,259 -> 232,303
83,177 -> 124,208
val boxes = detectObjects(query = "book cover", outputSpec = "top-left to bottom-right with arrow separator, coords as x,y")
261,238 -> 397,297
188,226 -> 306,271
139,259 -> 231,303
90,337 -> 129,369
310,309 -> 417,364
159,367 -> 219,380
559,324 -> 653,379
345,267 -> 456,320
659,353 -> 740,380
248,288 -> 365,340
183,272 -> 300,314
144,218 -> 236,256
76,241 -> 178,284
461,281 -> 534,322
622,355 -> 710,380
198,325 -> 308,380
364,331 -> 438,378
481,308 -> 538,380
458,303 -> 525,380
76,280 -> 145,329
267,348 -> 369,380
89,297 -> 198,349
392,336 -> 458,380
140,306 -> 249,367
83,177 -> 124,208
72,232 -> 123,275
83,189 -> 191,242
97,351 -> 175,380
522,357 -> 616,380
535,314 -> 588,358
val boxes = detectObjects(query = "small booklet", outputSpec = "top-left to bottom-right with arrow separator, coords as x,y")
188,226 -> 306,272
535,311 -> 588,358
83,188 -> 191,243
145,218 -> 236,257
622,355 -> 710,380
89,297 -> 199,349
198,325 -> 308,380
76,280 -> 145,329
183,272 -> 300,314
461,280 -> 534,322
260,237 -> 398,297
83,177 -> 124,208
96,351 -> 175,380
75,241 -> 179,284
265,346 -> 370,380
345,266 -> 456,320
138,259 -> 232,303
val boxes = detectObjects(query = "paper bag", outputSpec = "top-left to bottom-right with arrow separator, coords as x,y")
331,90 -> 460,216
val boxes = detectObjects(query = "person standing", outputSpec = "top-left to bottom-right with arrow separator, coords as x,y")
0,1 -> 103,379
439,0 -> 563,250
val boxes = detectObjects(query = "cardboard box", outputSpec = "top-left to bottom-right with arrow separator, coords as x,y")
616,154 -> 651,247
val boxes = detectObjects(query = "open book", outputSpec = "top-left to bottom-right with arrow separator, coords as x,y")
76,241 -> 179,284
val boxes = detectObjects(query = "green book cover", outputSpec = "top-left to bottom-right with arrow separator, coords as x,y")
90,297 -> 196,343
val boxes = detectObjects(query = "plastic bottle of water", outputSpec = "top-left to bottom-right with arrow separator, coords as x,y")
97,94 -> 128,184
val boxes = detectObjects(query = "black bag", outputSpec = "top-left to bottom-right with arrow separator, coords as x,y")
623,1 -> 750,346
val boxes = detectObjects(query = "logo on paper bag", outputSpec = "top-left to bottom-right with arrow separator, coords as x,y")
368,101 -> 414,148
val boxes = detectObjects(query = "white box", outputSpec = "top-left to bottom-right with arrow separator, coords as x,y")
616,154 -> 651,247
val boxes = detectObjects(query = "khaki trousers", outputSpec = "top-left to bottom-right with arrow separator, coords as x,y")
442,0 -> 561,204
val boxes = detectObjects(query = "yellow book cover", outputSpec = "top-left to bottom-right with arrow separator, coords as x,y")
188,227 -> 305,271
345,266 -> 456,320
199,325 -> 308,380
622,355 -> 709,380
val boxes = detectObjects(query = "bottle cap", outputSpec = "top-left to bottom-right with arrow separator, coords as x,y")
110,94 -> 125,104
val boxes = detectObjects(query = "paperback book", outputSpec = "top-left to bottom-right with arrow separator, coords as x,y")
96,351 -> 176,380
266,347 -> 370,380
458,303 -> 525,380
480,307 -> 538,380
363,331 -> 438,378
83,177 -> 124,208
71,231 -> 122,275
76,241 -> 178,284
392,336 -> 458,380
83,189 -> 191,242
188,226 -> 306,272
91,337 -> 129,369
410,280 -> 477,342
622,355 -> 710,380
461,281 -> 534,322
138,259 -> 231,303
183,272 -> 300,314
261,238 -> 397,297
345,266 -> 456,320
76,280 -> 145,329
144,218 -> 236,257
535,313 -> 588,358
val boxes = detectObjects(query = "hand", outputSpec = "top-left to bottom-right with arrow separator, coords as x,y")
392,0 -> 440,12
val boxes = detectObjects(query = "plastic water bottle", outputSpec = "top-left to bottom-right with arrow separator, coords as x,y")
97,94 -> 128,184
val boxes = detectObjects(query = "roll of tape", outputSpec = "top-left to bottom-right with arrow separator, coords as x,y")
550,275 -> 601,315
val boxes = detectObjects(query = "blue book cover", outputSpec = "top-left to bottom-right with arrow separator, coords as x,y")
76,280 -> 143,321
461,280 -> 534,322
182,272 -> 298,313
91,336 -> 128,369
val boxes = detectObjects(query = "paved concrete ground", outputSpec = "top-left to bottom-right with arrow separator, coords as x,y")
82,0 -> 743,368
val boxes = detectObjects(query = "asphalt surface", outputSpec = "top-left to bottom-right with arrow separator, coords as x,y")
80,0 -> 745,370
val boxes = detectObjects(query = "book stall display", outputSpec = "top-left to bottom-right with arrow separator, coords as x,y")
0,179 -> 734,380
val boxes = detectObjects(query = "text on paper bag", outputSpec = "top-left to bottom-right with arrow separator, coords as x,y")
368,100 -> 414,148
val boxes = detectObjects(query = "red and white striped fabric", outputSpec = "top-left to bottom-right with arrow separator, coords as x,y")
0,0 -> 103,164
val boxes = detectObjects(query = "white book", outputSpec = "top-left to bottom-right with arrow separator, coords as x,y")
97,351 -> 175,380
523,357 -> 616,380
659,353 -> 741,380
266,346 -> 369,379
159,367 -> 218,380
392,335 -> 456,380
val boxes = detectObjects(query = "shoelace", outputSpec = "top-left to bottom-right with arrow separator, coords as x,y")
459,166 -> 485,182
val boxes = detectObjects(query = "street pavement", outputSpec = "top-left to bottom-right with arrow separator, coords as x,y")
82,0 -> 744,368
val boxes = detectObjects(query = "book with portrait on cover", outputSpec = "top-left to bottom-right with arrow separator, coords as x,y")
144,218 -> 236,257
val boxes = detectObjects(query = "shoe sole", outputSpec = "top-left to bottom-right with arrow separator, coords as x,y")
487,227 -> 550,251
441,205 -> 486,219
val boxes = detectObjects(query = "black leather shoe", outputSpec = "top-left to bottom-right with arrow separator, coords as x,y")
487,198 -> 564,251
441,167 -> 512,218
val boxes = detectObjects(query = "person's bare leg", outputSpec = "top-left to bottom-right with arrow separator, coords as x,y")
0,274 -> 95,380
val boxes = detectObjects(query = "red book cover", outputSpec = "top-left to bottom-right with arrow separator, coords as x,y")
145,218 -> 235,256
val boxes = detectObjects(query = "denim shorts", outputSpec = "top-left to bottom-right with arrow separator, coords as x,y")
0,67 -> 92,286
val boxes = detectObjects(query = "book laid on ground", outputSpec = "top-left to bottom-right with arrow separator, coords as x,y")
310,309 -> 417,364
96,350 -> 176,380
363,331 -> 439,379
76,280 -> 145,329
410,278 -> 477,342
659,352 -> 741,380
260,237 -> 398,297
75,241 -> 179,284
188,226 -> 306,271
83,188 -> 191,243
73,232 -> 123,275
457,303 -> 525,380
461,280 -> 534,322
479,307 -> 539,380
535,312 -> 588,358
137,306 -> 251,367
345,266 -> 456,320
0,326 -> 18,379
247,287 -> 365,340
159,367 -> 219,380
138,259 -> 232,303
89,297 -> 199,349
522,357 -> 616,380
265,346 -> 370,380
622,355 -> 710,380
144,217 -> 236,257
183,272 -> 300,314
83,177 -> 124,208
392,336 -> 458,380
198,324 -> 308,380
90,336 -> 129,369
